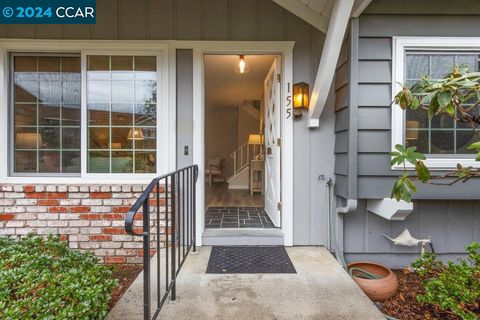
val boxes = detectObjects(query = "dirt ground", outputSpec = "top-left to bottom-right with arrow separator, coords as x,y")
109,265 -> 143,310
380,269 -> 462,320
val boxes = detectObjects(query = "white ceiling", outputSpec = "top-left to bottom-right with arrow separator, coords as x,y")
204,55 -> 276,109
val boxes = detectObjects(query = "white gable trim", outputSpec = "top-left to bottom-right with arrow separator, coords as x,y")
351,0 -> 374,17
272,0 -> 330,33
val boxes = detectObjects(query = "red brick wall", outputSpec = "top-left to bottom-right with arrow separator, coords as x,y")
0,184 -> 165,264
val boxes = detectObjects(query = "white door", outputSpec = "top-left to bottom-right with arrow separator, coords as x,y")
263,58 -> 281,227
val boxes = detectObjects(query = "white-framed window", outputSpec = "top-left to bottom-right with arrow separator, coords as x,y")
392,37 -> 480,170
84,54 -> 157,174
0,41 -> 171,182
11,54 -> 82,176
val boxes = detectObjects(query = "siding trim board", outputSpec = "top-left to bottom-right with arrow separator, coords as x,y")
346,18 -> 359,198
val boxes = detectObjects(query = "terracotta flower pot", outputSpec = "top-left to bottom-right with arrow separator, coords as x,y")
347,261 -> 398,302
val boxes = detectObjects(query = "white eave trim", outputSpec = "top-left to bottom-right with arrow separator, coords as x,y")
272,0 -> 330,34
351,0 -> 374,17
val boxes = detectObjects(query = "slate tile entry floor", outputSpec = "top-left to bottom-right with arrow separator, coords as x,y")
205,206 -> 276,229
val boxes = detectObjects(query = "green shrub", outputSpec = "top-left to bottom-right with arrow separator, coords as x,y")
412,242 -> 480,320
0,235 -> 118,320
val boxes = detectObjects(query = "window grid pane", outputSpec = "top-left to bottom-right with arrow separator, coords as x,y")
404,51 -> 480,155
87,55 -> 157,174
13,55 -> 81,174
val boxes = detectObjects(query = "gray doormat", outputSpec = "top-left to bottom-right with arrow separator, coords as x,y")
206,246 -> 296,274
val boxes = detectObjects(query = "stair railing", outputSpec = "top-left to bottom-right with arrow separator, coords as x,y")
125,165 -> 198,320
230,142 -> 263,180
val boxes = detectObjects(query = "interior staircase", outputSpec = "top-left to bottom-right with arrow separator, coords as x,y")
227,100 -> 263,189
227,142 -> 262,189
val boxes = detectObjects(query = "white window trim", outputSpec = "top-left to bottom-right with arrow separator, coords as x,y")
0,40 -> 172,184
391,36 -> 480,170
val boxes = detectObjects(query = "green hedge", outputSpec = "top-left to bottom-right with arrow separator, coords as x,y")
0,235 -> 118,320
412,242 -> 480,320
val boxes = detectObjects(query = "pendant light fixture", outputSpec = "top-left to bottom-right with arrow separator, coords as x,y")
234,55 -> 249,74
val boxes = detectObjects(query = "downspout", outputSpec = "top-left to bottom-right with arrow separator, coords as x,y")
335,199 -> 357,214
334,198 -> 356,266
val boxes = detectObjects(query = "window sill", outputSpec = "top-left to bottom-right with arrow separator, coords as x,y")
391,157 -> 480,171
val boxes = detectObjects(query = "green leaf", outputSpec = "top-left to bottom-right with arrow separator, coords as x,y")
428,96 -> 440,119
411,152 -> 427,161
406,146 -> 417,153
421,91 -> 437,105
467,141 -> 480,150
391,155 -> 404,165
443,103 -> 455,116
395,144 -> 405,152
437,91 -> 452,108
415,161 -> 431,183
411,96 -> 420,110
404,176 -> 417,193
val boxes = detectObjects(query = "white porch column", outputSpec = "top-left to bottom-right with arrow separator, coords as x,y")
308,0 -> 354,127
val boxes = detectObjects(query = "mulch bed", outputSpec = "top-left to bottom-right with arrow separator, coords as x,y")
109,265 -> 143,310
380,269 -> 461,320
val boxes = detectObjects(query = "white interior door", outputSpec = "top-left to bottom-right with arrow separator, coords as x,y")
263,57 -> 281,227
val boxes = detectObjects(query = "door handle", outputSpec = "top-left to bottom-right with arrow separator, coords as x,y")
266,147 -> 272,155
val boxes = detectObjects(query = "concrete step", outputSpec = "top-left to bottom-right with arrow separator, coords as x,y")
202,228 -> 284,246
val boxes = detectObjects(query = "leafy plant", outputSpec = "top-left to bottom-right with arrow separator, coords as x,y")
0,235 -> 118,320
411,242 -> 480,320
390,144 -> 428,201
392,66 -> 480,201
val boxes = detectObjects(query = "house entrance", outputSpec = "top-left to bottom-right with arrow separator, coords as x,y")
203,54 -> 281,230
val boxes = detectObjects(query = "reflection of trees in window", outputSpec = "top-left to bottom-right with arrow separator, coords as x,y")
12,55 -> 81,175
87,55 -> 157,174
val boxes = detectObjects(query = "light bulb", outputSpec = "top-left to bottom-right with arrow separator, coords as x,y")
234,55 -> 249,74
239,56 -> 246,73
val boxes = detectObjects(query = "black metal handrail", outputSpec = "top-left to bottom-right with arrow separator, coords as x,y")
125,165 -> 198,320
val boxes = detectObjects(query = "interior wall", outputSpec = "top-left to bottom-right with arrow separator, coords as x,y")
205,105 -> 238,179
237,105 -> 261,147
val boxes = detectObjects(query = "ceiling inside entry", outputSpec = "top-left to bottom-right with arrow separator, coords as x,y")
204,55 -> 276,109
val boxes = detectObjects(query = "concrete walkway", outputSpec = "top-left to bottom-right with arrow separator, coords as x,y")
107,247 -> 384,320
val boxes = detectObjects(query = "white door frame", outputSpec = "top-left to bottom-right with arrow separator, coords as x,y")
177,41 -> 294,246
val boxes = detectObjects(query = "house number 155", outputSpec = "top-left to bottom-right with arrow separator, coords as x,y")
286,82 -> 292,119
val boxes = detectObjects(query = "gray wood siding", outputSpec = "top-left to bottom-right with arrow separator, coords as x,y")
0,0 -> 327,246
344,199 -> 480,267
364,0 -> 480,15
341,5 -> 480,267
353,13 -> 480,199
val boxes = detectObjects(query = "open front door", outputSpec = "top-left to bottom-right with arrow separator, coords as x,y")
263,57 -> 281,227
